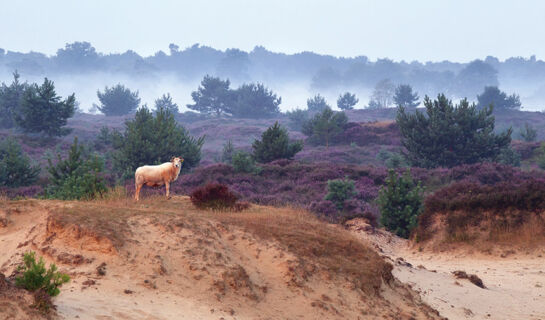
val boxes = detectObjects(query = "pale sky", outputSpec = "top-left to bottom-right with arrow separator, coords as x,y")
1,0 -> 545,62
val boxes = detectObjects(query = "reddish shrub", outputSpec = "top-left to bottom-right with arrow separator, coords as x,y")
190,183 -> 245,211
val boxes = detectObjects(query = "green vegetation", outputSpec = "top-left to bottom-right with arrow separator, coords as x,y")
476,86 -> 521,111
96,84 -> 140,116
0,137 -> 40,187
325,178 -> 357,210
286,108 -> 309,131
233,83 -> 281,118
306,94 -> 330,112
336,92 -> 358,110
46,137 -> 107,200
112,106 -> 204,177
232,151 -> 259,173
378,169 -> 423,238
15,251 -> 70,297
519,123 -> 537,142
154,93 -> 179,114
393,84 -> 419,108
397,94 -> 512,168
16,78 -> 75,137
221,139 -> 235,163
187,75 -> 233,116
0,71 -> 27,129
302,107 -> 347,147
252,122 -> 303,163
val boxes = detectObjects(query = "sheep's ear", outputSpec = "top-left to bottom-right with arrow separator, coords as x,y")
170,156 -> 174,162
180,157 -> 184,162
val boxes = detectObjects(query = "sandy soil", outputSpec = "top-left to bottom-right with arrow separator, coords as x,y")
347,219 -> 545,320
0,198 -> 441,320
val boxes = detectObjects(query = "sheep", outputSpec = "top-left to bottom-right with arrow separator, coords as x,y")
134,157 -> 184,201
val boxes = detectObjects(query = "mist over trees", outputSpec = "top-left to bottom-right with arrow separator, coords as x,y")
96,84 -> 140,116
2,42 -> 545,111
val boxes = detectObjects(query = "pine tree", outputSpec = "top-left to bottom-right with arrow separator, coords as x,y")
252,122 -> 303,163
336,92 -> 359,110
306,94 -> 330,112
154,93 -> 178,114
0,71 -> 27,128
187,75 -> 234,116
519,123 -> 537,142
221,140 -> 235,163
302,107 -> 347,147
97,84 -> 140,116
16,78 -> 75,137
112,106 -> 204,177
377,169 -> 423,239
393,84 -> 419,108
232,83 -> 281,118
396,94 -> 512,168
0,137 -> 40,187
46,137 -> 107,200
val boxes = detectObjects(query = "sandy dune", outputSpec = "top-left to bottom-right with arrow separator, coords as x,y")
0,198 -> 440,320
348,219 -> 545,320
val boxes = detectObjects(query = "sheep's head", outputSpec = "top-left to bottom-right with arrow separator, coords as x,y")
171,157 -> 184,169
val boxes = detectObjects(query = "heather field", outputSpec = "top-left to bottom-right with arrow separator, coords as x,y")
3,108 -> 545,229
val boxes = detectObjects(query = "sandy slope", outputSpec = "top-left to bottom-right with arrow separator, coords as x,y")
0,198 -> 441,320
348,219 -> 545,320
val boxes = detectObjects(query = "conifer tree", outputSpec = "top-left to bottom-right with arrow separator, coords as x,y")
16,78 -> 75,137
252,122 -> 303,163
0,137 -> 39,187
302,107 -> 347,147
396,94 -> 511,168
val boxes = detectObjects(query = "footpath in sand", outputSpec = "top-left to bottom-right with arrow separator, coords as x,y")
348,219 -> 545,320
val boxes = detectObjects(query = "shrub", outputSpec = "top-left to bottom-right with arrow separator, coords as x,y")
337,92 -> 359,110
377,169 -> 423,238
324,178 -> 357,210
232,151 -> 259,173
0,71 -> 28,129
495,147 -> 521,167
96,84 -> 140,116
221,140 -> 235,163
16,78 -> 75,137
302,107 -> 348,147
286,108 -> 309,131
190,183 -> 243,211
252,122 -> 303,163
519,123 -> 537,142
112,106 -> 204,177
232,83 -> 281,118
15,251 -> 70,297
46,137 -> 107,200
537,143 -> 545,170
306,94 -> 330,112
0,137 -> 40,187
397,94 -> 512,168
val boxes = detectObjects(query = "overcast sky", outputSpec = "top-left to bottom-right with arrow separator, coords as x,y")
1,0 -> 545,62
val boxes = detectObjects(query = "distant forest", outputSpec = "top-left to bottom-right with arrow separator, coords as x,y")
1,42 -> 545,109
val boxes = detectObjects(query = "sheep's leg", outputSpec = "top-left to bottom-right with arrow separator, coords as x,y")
165,181 -> 171,199
135,183 -> 142,201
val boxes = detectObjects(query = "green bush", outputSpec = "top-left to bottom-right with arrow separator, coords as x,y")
302,107 -> 347,147
252,121 -> 303,163
496,147 -> 521,167
396,94 -> 512,168
0,137 -> 40,187
112,106 -> 204,177
15,251 -> 70,297
221,139 -> 235,164
537,143 -> 545,170
232,151 -> 259,174
377,169 -> 423,238
324,178 -> 357,210
96,83 -> 140,116
519,123 -> 537,142
46,137 -> 107,200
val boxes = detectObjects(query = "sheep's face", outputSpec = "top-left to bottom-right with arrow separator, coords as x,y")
171,157 -> 184,169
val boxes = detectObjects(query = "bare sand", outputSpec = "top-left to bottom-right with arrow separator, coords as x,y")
347,218 -> 545,320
